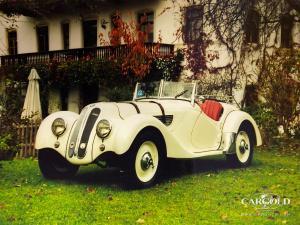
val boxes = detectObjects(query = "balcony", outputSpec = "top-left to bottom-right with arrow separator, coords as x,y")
0,43 -> 174,67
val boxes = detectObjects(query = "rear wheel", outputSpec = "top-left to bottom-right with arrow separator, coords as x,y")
226,126 -> 254,167
38,149 -> 79,179
126,131 -> 165,188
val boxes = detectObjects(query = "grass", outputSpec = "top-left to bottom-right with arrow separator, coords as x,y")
0,144 -> 299,225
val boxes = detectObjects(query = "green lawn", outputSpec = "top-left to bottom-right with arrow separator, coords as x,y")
0,145 -> 299,225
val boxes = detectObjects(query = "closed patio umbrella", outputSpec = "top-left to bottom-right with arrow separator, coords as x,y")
21,68 -> 42,122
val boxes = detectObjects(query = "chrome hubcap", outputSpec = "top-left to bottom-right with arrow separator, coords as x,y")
239,140 -> 249,154
140,152 -> 154,171
236,131 -> 251,163
135,141 -> 159,183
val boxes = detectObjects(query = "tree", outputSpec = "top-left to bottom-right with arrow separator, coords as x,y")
99,12 -> 162,78
168,0 -> 299,136
170,0 -> 299,96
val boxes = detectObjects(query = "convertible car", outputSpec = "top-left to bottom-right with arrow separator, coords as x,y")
36,80 -> 262,188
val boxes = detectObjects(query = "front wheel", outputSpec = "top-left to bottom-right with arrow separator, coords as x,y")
126,131 -> 165,188
38,149 -> 79,179
226,126 -> 254,167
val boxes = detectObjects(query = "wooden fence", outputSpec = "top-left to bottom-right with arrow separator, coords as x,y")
16,123 -> 40,158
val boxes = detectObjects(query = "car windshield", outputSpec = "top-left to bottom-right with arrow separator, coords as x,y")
161,81 -> 194,99
134,80 -> 195,101
135,81 -> 161,98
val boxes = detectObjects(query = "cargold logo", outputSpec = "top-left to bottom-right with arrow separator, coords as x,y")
241,193 -> 291,210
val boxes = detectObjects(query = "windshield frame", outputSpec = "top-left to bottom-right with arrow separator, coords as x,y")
133,80 -> 197,104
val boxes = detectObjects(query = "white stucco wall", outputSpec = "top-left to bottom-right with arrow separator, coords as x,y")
0,14 -> 38,55
69,16 -> 83,49
0,1 -> 187,55
48,18 -> 62,50
0,1 -> 299,112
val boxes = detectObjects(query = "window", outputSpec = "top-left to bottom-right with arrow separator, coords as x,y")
281,14 -> 293,48
137,11 -> 154,42
7,29 -> 17,55
184,5 -> 204,43
36,26 -> 49,52
62,22 -> 69,50
245,10 -> 260,44
83,20 -> 97,48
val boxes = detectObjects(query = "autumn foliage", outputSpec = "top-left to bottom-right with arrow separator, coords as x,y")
259,49 -> 300,134
100,13 -> 162,78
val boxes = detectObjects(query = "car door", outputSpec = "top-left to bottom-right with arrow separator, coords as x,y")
191,110 -> 222,151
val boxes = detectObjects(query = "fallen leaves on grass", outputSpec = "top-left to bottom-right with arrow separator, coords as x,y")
86,186 -> 96,193
24,194 -> 32,199
7,216 -> 16,222
283,211 -> 289,216
267,216 -> 275,220
136,218 -> 145,224
0,203 -> 6,209
107,194 -> 113,201
221,214 -> 228,220
143,211 -> 151,216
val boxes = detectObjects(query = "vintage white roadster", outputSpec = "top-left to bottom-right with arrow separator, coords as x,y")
36,80 -> 262,188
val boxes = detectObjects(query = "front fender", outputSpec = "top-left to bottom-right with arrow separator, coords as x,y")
222,110 -> 262,146
35,111 -> 79,157
93,113 -> 188,160
93,114 -> 168,156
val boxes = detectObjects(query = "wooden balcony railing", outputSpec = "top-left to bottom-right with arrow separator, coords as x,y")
0,43 -> 174,66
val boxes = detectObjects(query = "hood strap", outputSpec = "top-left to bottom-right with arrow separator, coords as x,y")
149,101 -> 166,124
125,102 -> 140,114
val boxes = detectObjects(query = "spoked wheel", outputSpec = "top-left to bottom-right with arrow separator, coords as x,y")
38,149 -> 79,179
126,131 -> 165,188
226,126 -> 254,167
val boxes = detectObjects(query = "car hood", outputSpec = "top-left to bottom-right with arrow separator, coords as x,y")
85,100 -> 194,120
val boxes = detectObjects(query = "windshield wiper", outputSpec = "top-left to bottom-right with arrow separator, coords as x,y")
175,90 -> 188,99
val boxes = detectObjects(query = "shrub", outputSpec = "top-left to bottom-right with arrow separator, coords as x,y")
259,49 -> 300,138
244,104 -> 278,144
0,80 -> 22,160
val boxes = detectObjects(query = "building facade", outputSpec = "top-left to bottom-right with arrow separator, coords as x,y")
0,0 -> 299,115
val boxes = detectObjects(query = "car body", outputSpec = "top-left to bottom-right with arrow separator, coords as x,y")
36,80 -> 262,188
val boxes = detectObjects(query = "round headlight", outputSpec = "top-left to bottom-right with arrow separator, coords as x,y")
96,119 -> 112,138
51,118 -> 66,137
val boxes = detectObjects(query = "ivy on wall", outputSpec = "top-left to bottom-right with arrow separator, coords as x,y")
0,51 -> 183,88
0,51 -> 183,113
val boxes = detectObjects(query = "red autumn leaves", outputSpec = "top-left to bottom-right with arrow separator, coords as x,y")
100,13 -> 161,78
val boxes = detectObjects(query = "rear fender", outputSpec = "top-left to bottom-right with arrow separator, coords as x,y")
222,111 -> 262,146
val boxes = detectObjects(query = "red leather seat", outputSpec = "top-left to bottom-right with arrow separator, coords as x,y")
200,100 -> 223,121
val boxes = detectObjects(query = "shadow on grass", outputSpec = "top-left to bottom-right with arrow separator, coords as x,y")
66,155 -> 263,189
69,167 -> 127,188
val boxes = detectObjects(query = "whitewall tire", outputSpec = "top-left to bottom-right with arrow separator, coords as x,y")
226,126 -> 254,167
126,130 -> 165,188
